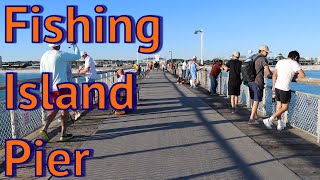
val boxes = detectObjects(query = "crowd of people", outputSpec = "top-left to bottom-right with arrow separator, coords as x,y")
175,45 -> 306,131
37,43 -> 306,142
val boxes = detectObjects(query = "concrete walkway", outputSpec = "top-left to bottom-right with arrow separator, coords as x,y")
56,71 -> 299,180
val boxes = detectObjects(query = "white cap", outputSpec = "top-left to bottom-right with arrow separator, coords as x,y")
80,51 -> 87,56
232,51 -> 240,58
259,45 -> 271,53
192,56 -> 197,59
48,43 -> 61,47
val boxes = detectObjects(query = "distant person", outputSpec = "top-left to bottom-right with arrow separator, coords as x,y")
186,59 -> 193,83
39,43 -> 81,142
177,74 -> 185,84
263,51 -> 305,130
78,51 -> 98,106
247,45 -> 273,124
225,52 -> 242,113
155,61 -> 159,71
162,63 -> 166,72
137,65 -> 142,76
182,60 -> 187,79
114,69 -> 126,115
209,60 -> 223,95
190,59 -> 198,88
78,51 -> 98,83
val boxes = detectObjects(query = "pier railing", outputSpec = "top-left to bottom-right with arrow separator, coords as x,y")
172,68 -> 320,143
0,67 -> 141,149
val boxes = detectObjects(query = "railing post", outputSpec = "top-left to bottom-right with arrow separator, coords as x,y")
105,72 -> 110,85
75,77 -> 78,84
41,107 -> 46,125
226,73 -> 230,98
261,78 -> 268,116
204,70 -> 207,89
318,98 -> 320,143
246,87 -> 251,108
100,73 -> 103,83
10,110 -> 18,138
219,74 -> 222,95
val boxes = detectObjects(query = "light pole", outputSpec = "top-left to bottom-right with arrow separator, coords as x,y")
136,48 -> 139,65
169,50 -> 173,63
194,29 -> 204,65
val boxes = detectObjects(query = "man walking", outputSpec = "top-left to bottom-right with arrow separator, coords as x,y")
263,51 -> 305,130
225,52 -> 242,113
39,43 -> 81,142
248,45 -> 272,124
209,60 -> 223,95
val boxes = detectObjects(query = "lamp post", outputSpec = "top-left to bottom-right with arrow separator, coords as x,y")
169,50 -> 173,63
194,29 -> 204,65
136,49 -> 139,65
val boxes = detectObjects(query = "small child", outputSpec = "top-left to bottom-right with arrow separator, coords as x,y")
177,75 -> 185,84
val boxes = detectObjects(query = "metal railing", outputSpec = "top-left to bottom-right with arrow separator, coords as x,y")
0,67 -> 141,149
172,68 -> 320,143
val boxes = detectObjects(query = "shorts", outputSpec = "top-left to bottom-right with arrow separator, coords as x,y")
275,88 -> 291,104
51,89 -> 71,105
248,82 -> 264,102
228,80 -> 241,96
191,73 -> 197,80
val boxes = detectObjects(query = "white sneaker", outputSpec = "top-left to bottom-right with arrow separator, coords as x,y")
263,118 -> 273,130
277,120 -> 285,131
75,112 -> 81,120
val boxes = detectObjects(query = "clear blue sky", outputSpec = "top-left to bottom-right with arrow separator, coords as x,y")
1,0 -> 320,61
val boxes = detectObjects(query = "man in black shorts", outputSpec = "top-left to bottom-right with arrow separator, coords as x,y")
225,51 -> 242,113
263,51 -> 305,130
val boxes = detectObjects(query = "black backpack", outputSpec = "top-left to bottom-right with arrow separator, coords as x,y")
241,55 -> 263,82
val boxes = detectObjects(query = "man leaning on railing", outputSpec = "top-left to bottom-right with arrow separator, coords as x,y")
263,51 -> 305,131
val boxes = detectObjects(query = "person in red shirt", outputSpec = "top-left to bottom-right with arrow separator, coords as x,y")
210,60 -> 224,95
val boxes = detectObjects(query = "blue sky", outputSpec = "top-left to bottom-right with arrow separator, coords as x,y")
0,0 -> 320,61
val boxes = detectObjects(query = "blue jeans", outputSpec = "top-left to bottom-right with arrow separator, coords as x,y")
210,75 -> 217,95
182,70 -> 186,79
185,69 -> 190,82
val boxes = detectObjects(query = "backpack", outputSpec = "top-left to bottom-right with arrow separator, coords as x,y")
241,55 -> 263,82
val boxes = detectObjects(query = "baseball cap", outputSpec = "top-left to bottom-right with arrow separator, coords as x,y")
192,56 -> 197,59
232,51 -> 240,58
259,45 -> 271,53
80,51 -> 87,56
48,43 -> 61,47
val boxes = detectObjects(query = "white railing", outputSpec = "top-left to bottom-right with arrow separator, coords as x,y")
173,68 -> 320,143
0,67 -> 143,149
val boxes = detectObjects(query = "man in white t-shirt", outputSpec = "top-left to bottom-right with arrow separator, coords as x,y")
79,51 -> 97,83
263,51 -> 305,131
181,60 -> 187,79
79,51 -> 98,106
39,43 -> 81,142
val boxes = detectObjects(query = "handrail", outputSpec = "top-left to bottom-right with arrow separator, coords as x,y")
0,68 -> 133,91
